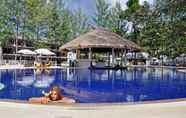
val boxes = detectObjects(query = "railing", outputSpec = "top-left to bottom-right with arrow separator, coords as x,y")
0,54 -> 67,66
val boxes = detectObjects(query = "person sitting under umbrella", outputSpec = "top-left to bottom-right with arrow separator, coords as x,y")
45,58 -> 52,68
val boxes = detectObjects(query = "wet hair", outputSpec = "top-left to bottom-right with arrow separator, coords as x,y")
48,86 -> 62,101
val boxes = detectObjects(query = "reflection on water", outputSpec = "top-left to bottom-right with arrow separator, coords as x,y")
0,71 -> 5,90
0,83 -> 5,90
17,76 -> 35,87
0,67 -> 186,103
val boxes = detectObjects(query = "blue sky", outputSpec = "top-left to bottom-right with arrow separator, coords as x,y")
65,0 -> 96,16
65,0 -> 154,16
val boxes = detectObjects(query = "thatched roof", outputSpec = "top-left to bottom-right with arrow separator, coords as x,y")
59,28 -> 142,51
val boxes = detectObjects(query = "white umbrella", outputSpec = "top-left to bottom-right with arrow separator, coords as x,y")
18,49 -> 36,55
180,53 -> 186,57
35,48 -> 55,56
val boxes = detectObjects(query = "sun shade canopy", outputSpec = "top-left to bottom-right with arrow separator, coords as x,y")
59,28 -> 142,51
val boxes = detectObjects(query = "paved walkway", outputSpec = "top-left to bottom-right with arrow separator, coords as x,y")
0,101 -> 186,118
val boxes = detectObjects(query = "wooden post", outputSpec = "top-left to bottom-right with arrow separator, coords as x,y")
107,52 -> 110,67
123,49 -> 127,66
76,49 -> 80,67
135,51 -> 137,65
112,48 -> 115,67
88,48 -> 92,67
76,49 -> 80,59
120,49 -> 123,66
76,49 -> 78,60
88,48 -> 92,61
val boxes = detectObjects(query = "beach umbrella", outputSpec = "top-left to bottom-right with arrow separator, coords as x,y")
18,49 -> 36,64
35,48 -> 55,56
180,53 -> 186,57
18,49 -> 36,55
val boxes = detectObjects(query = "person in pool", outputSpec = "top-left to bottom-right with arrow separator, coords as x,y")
29,86 -> 75,104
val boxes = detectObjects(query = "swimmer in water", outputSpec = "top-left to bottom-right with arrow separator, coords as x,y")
29,86 -> 75,104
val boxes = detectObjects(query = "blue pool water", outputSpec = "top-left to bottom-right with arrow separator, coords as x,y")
0,67 -> 186,103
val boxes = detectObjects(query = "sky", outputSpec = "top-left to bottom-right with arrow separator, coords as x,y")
65,0 -> 96,16
65,0 -> 155,16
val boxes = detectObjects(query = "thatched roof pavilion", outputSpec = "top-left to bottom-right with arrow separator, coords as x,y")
59,28 -> 142,68
59,28 -> 141,51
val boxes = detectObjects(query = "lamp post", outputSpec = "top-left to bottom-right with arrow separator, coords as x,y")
0,42 -> 2,65
14,0 -> 20,62
15,19 -> 18,62
151,38 -> 156,57
12,16 -> 18,62
55,40 -> 61,66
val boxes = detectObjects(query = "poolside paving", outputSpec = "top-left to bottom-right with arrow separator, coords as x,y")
0,101 -> 186,118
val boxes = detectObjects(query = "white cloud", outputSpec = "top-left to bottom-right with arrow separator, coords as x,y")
107,0 -> 128,9
140,0 -> 154,5
108,0 -> 154,9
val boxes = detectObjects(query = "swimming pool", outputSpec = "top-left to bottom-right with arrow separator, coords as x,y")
0,67 -> 186,103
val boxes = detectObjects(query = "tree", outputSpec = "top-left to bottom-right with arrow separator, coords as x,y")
47,1 -> 91,46
94,0 -> 111,28
71,9 -> 91,40
121,0 -> 149,44
94,0 -> 127,37
47,0 -> 65,45
0,0 -> 23,47
108,2 -> 128,36
140,0 -> 186,58
25,0 -> 49,41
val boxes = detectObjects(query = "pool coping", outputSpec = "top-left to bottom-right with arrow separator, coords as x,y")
1,98 -> 186,110
1,98 -> 186,118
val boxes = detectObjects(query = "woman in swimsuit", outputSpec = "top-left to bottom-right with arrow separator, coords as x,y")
29,86 -> 75,104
